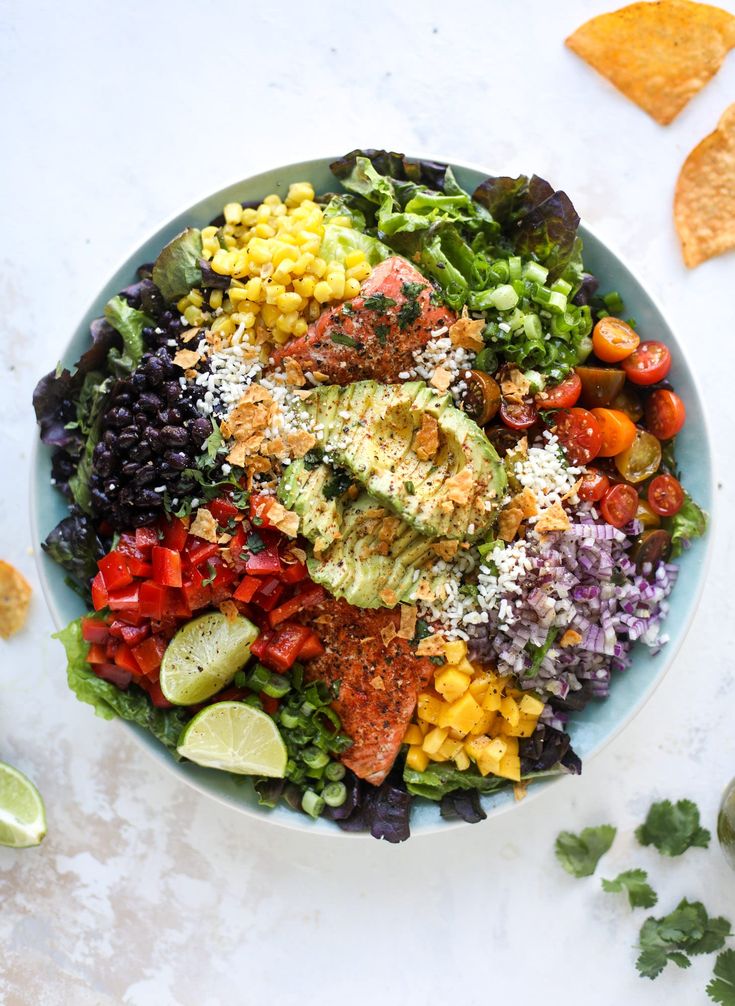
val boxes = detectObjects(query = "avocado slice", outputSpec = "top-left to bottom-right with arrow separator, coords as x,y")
278,458 -> 346,555
301,381 -> 506,541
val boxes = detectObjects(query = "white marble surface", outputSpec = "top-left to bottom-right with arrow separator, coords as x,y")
2,0 -> 735,1002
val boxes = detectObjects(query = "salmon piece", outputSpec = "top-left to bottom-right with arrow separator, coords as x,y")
273,256 -> 455,384
303,599 -> 435,785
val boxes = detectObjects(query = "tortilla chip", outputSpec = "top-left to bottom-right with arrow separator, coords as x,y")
416,633 -> 447,657
432,539 -> 459,561
445,467 -> 474,505
535,501 -> 571,534
379,588 -> 398,607
566,1 -> 735,126
0,561 -> 32,639
397,604 -> 418,640
172,348 -> 201,370
264,500 -> 299,538
189,507 -> 219,543
219,600 -> 239,622
448,310 -> 485,351
287,429 -> 317,458
430,366 -> 452,392
514,487 -> 538,519
675,102 -> 735,266
370,675 -> 386,690
498,505 -> 524,542
559,628 -> 583,648
500,368 -> 530,403
283,356 -> 306,387
414,412 -> 440,461
380,622 -> 398,647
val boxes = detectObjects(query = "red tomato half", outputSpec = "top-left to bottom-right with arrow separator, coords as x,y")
553,408 -> 602,465
648,474 -> 685,517
499,400 -> 538,430
621,341 -> 672,386
536,373 -> 582,410
645,389 -> 686,440
600,483 -> 638,528
578,468 -> 610,503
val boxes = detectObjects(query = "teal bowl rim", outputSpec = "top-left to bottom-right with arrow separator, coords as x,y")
30,155 -> 716,839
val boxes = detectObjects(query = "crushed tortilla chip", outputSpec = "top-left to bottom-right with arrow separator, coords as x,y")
172,348 -> 201,370
370,675 -> 386,691
500,368 -> 530,403
379,588 -> 398,607
189,507 -> 218,543
219,600 -> 239,622
535,501 -> 571,534
287,429 -> 317,457
566,1 -> 735,126
0,561 -> 32,639
181,327 -> 201,344
445,467 -> 474,505
265,500 -> 299,538
416,633 -> 446,657
513,782 -> 528,802
380,622 -> 397,647
379,516 -> 403,544
675,102 -> 735,266
285,546 -> 307,564
560,628 -> 583,648
414,579 -> 436,602
448,309 -> 485,351
514,487 -> 538,519
432,539 -> 459,560
283,356 -> 306,387
429,367 -> 452,393
414,412 -> 440,461
397,604 -> 417,640
498,505 -> 524,542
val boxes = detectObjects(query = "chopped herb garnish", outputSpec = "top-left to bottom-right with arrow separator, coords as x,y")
342,302 -> 356,316
397,281 -> 425,330
635,798 -> 711,857
251,515 -> 264,527
363,293 -> 396,313
247,531 -> 266,554
330,332 -> 358,349
303,450 -> 322,470
404,480 -> 415,495
707,948 -> 735,1005
411,618 -> 432,646
636,900 -> 731,980
323,468 -> 353,500
525,627 -> 559,675
201,561 -> 217,587
602,869 -> 658,909
375,323 -> 390,345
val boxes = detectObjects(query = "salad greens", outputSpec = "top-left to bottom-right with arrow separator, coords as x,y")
602,869 -> 658,909
636,798 -> 711,856
666,494 -> 708,558
151,227 -> 204,302
555,824 -> 617,877
103,295 -> 152,375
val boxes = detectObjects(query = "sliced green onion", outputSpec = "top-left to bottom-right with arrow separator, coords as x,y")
530,283 -> 552,306
511,279 -> 526,298
490,259 -> 509,283
551,278 -> 572,297
478,539 -> 501,558
302,746 -> 330,770
243,694 -> 264,709
523,261 -> 548,284
603,290 -> 625,313
507,307 -> 526,331
301,789 -> 325,818
490,284 -> 519,311
474,347 -> 497,372
547,291 -> 568,315
280,710 -> 300,729
508,256 -> 522,281
300,700 -> 317,717
325,761 -> 346,781
322,782 -> 347,808
523,313 -> 543,341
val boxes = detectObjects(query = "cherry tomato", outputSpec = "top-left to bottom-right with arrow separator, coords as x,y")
611,384 -> 643,423
589,408 -> 637,457
615,429 -> 662,484
600,483 -> 638,528
578,468 -> 610,503
621,341 -> 672,386
499,399 -> 538,430
592,316 -> 640,363
462,371 -> 501,426
536,373 -> 582,409
576,366 -> 626,408
553,408 -> 602,465
634,529 -> 672,574
647,473 -> 685,517
645,389 -> 686,440
635,499 -> 661,530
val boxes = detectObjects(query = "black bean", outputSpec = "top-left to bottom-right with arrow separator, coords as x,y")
160,425 -> 188,446
163,381 -> 181,403
138,392 -> 162,413
132,463 -> 157,487
191,417 -> 212,443
107,407 -> 133,428
136,445 -> 152,462
144,358 -> 165,385
164,451 -> 188,470
135,489 -> 162,507
117,430 -> 138,450
103,430 -> 118,447
132,372 -> 148,390
158,407 -> 182,425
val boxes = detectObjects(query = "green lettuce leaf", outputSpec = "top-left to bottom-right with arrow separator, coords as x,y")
665,494 -> 707,558
320,221 -> 390,267
152,227 -> 204,302
404,762 -> 509,801
54,617 -> 189,753
103,295 -> 152,373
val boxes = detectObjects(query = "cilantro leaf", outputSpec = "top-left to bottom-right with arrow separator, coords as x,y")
555,824 -> 616,877
363,292 -> 396,313
375,323 -> 390,345
636,798 -> 711,856
636,899 -> 731,981
707,949 -> 735,1005
201,561 -> 217,587
602,869 -> 658,909
330,331 -> 358,349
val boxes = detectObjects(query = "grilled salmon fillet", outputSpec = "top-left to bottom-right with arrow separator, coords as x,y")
273,256 -> 455,385
303,599 -> 435,785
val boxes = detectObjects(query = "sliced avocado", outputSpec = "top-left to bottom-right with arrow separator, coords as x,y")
277,458 -> 344,554
152,228 -> 204,302
302,381 -> 506,541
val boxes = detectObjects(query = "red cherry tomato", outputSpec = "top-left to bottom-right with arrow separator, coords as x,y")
499,399 -> 538,430
621,341 -> 672,386
645,389 -> 686,440
578,468 -> 611,503
553,408 -> 602,465
536,373 -> 582,410
647,474 -> 685,517
600,483 -> 639,528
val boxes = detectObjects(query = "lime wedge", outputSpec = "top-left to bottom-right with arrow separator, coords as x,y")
177,701 -> 287,776
0,761 -> 46,848
160,612 -> 258,705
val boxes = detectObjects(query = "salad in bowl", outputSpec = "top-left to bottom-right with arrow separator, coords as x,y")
33,150 -> 708,841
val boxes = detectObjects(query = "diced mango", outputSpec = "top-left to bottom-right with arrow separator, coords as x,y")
402,724 -> 424,746
500,695 -> 520,727
443,639 -> 467,664
500,735 -> 519,756
503,716 -> 538,738
468,672 -> 494,700
497,754 -> 521,782
434,667 -> 471,703
519,694 -> 545,717
417,692 -> 444,726
466,735 -> 507,776
454,749 -> 471,771
464,735 -> 493,761
438,737 -> 464,760
406,746 -> 429,772
482,685 -> 502,712
439,692 -> 484,736
422,726 -> 449,755
455,658 -> 476,676
468,710 -> 498,737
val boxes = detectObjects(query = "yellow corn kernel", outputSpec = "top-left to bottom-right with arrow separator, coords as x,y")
344,249 -> 366,269
402,724 -> 423,746
183,305 -> 203,326
188,290 -> 203,311
327,272 -> 345,299
519,694 -> 545,718
313,280 -> 332,304
444,639 -> 468,665
264,284 -> 286,306
406,746 -> 429,773
276,311 -> 299,334
256,204 -> 272,222
244,277 -> 263,302
254,222 -> 275,240
439,692 -> 484,737
422,726 -> 449,755
434,667 -> 471,703
293,276 -> 316,298
500,695 -> 520,728
241,207 -> 258,226
263,193 -> 281,207
271,328 -> 291,346
202,225 -> 218,240
482,684 -> 503,712
344,277 -> 361,298
248,238 -> 272,265
223,202 -> 243,225
346,261 -> 372,282
307,299 -> 322,321
273,261 -> 296,284
241,312 -> 257,330
271,243 -> 294,266
291,252 -> 314,277
497,754 -> 521,782
261,304 -> 280,328
292,318 -> 308,337
454,749 -> 471,771
228,287 -> 252,305
311,257 -> 327,278
417,692 -> 444,726
286,182 -> 315,206
277,291 -> 303,313
209,289 -> 223,310
176,296 -> 190,314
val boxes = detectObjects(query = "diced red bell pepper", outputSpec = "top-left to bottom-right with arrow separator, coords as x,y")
208,497 -> 240,524
250,631 -> 273,660
132,635 -> 167,677
152,546 -> 183,588
168,588 -> 192,620
181,569 -> 212,611
125,555 -> 154,578
107,583 -> 141,611
268,583 -> 326,627
81,616 -> 110,644
161,516 -> 189,552
118,623 -> 150,647
105,637 -> 119,661
208,557 -> 238,590
252,576 -> 286,613
114,643 -> 141,676
233,574 -> 261,603
260,694 -> 280,716
93,663 -> 133,689
116,532 -> 139,557
91,572 -> 109,611
280,560 -> 308,585
86,643 -> 108,664
98,551 -> 133,592
296,631 -> 325,661
139,580 -> 167,620
262,622 -> 313,673
250,492 -> 276,528
245,545 -> 282,577
141,680 -> 174,708
185,537 -> 219,568
135,526 -> 159,556
113,608 -> 145,627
